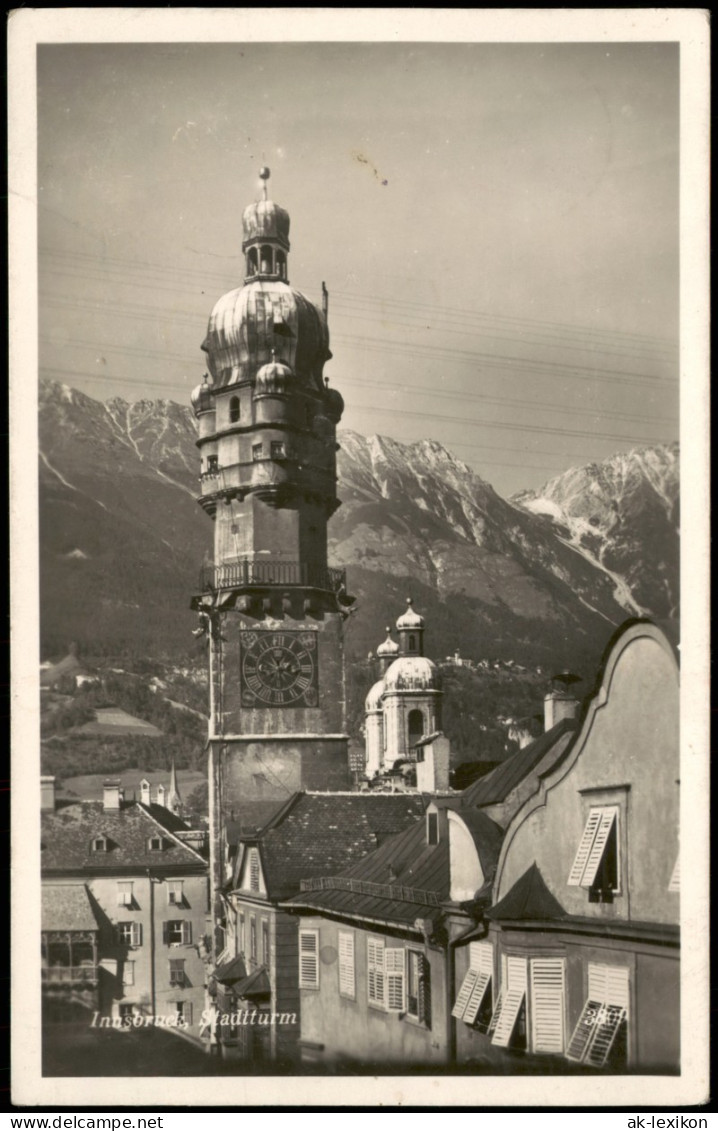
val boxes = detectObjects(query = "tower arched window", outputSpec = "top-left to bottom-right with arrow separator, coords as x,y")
408,709 -> 424,748
276,251 -> 286,279
409,634 -> 416,651
229,396 -> 240,423
260,245 -> 273,274
247,248 -> 258,275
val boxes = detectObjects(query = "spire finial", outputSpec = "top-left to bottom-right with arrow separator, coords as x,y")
385,626 -> 391,634
259,165 -> 270,201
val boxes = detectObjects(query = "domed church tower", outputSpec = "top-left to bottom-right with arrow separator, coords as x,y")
191,171 -> 352,894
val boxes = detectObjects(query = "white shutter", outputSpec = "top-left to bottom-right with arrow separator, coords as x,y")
452,969 -> 478,1019
566,999 -> 604,1062
367,937 -> 385,1005
584,1004 -> 626,1067
580,808 -> 617,888
491,956 -> 526,1047
530,957 -> 566,1053
299,930 -> 319,989
462,942 -> 494,1024
669,853 -> 680,892
117,882 -> 133,907
338,931 -> 355,999
588,963 -> 629,1011
567,809 -> 602,885
385,948 -> 406,1012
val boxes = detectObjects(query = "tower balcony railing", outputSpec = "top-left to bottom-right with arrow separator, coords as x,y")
42,965 -> 99,985
198,560 -> 346,595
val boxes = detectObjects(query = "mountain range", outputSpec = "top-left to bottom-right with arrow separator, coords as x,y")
37,380 -> 679,684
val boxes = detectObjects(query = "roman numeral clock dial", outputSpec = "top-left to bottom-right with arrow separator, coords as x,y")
240,632 -> 319,708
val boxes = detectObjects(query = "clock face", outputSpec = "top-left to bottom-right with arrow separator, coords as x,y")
240,631 -> 319,708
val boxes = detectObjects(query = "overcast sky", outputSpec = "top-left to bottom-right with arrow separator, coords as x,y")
38,40 -> 679,495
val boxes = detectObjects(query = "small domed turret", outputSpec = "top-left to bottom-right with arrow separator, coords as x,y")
377,628 -> 400,658
191,374 -> 214,417
365,679 -> 385,713
323,385 -> 345,424
396,598 -> 424,631
254,356 -> 294,397
396,598 -> 425,656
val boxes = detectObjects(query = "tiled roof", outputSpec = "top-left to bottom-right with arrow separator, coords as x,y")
233,966 -> 271,999
286,807 -> 503,929
242,792 -> 426,901
213,955 -> 248,986
42,883 -> 100,932
460,719 -> 576,808
41,802 -> 207,872
487,863 -> 568,922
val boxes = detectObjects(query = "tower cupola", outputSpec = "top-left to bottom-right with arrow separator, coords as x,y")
254,353 -> 295,397
396,598 -> 425,656
242,167 -> 290,282
376,626 -> 400,675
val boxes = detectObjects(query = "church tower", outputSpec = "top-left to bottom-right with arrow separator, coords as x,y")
191,170 -> 352,900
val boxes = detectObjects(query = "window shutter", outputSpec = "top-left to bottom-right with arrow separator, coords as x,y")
299,930 -> 319,989
669,853 -> 680,892
491,957 -> 526,1048
568,964 -> 630,1065
566,1000 -> 604,1062
452,969 -> 478,1019
530,957 -> 566,1053
385,948 -> 406,1012
417,954 -> 432,1028
588,963 -> 629,1011
182,921 -> 192,945
367,937 -> 385,1005
581,808 -> 617,888
487,988 -> 504,1037
132,922 -> 142,947
162,921 -> 169,945
567,809 -> 603,885
338,931 -> 355,998
249,849 -> 260,892
183,1002 -> 193,1026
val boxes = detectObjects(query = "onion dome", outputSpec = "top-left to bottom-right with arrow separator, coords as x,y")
190,374 -> 214,416
323,385 -> 345,424
383,656 -> 442,693
254,355 -> 294,396
396,598 -> 424,631
376,628 -> 400,658
365,678 -> 386,713
242,199 -> 290,249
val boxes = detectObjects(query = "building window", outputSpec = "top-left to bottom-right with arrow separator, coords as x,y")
122,961 -> 135,987
250,917 -> 257,962
385,949 -> 406,1012
566,963 -> 629,1068
271,441 -> 286,460
117,881 -> 133,907
238,912 -> 245,955
206,455 -> 218,474
338,931 -> 355,1000
427,812 -> 439,846
367,936 -> 385,1007
167,881 -> 184,906
407,949 -> 432,1027
117,922 -> 142,948
148,836 -> 164,852
568,806 -> 620,900
299,930 -> 320,989
175,1001 -> 193,1026
408,709 -> 424,747
229,396 -> 240,423
252,443 -> 263,461
529,957 -> 566,1054
119,1003 -> 135,1022
91,836 -> 108,853
408,634 -> 416,651
262,920 -> 269,965
169,958 -> 186,987
491,956 -> 527,1050
453,941 -> 493,1028
247,248 -> 258,275
163,920 -> 192,946
248,849 -> 260,892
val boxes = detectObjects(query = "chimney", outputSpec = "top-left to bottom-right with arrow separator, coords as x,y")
140,779 -> 151,805
544,672 -> 582,731
41,775 -> 56,811
103,779 -> 122,810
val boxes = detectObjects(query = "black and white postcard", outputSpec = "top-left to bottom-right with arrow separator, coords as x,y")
9,7 -> 710,1110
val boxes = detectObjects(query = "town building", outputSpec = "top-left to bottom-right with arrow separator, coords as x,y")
207,791 -> 427,1064
451,620 -> 680,1073
189,168 -> 353,934
41,777 -> 210,1045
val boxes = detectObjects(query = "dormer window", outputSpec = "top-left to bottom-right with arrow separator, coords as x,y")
427,812 -> 439,846
248,848 -> 260,892
568,806 -> 619,902
229,397 -> 240,424
148,836 -> 164,852
91,836 -> 108,853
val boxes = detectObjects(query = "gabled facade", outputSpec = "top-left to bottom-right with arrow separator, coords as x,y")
41,782 -> 210,1044
451,621 -> 680,1072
